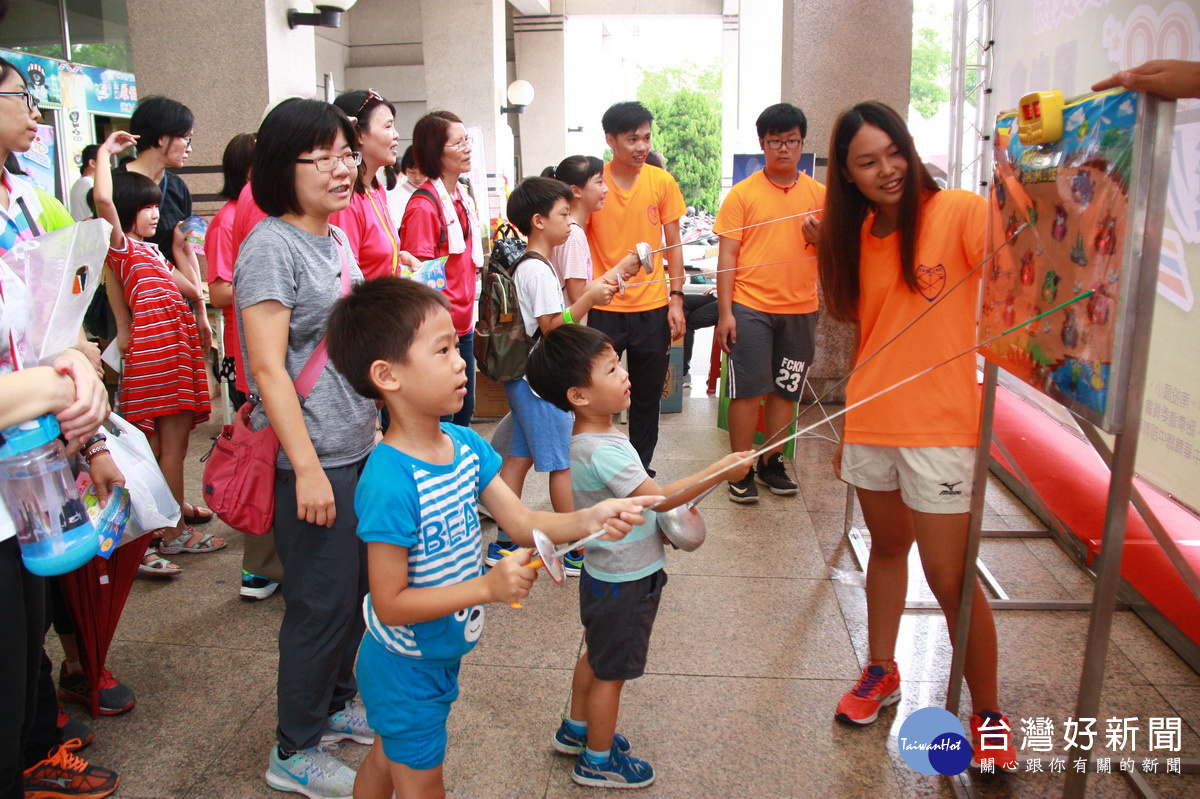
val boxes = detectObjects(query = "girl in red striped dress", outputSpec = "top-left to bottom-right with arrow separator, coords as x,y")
95,130 -> 223,560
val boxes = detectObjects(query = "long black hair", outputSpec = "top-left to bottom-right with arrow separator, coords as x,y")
817,101 -> 940,322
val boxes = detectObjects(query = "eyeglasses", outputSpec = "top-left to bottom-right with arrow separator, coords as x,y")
356,89 -> 384,118
764,138 -> 803,151
177,136 -> 193,148
444,139 -> 471,152
0,90 -> 39,114
295,151 -> 363,172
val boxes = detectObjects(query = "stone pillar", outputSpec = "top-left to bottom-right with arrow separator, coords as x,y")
420,0 -> 508,219
126,0 -> 319,202
781,0 -> 913,401
513,6 -> 567,177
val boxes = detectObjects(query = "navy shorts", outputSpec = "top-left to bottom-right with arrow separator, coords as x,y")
579,568 -> 667,681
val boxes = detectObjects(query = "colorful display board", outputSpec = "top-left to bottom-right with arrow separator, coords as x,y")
989,0 -> 1200,514
984,88 -> 1149,433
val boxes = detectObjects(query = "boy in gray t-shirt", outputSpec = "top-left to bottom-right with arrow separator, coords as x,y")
527,324 -> 750,790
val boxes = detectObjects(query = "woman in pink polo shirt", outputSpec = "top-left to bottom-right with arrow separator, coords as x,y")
331,90 -> 418,280
400,110 -> 482,426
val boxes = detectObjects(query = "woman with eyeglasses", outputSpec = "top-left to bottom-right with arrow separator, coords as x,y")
107,95 -> 213,523
330,90 -> 420,281
400,111 -> 482,426
234,98 -> 378,798
119,96 -> 195,268
0,56 -> 121,799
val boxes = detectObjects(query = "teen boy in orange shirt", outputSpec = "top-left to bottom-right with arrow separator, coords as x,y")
714,103 -> 825,503
586,101 -> 687,472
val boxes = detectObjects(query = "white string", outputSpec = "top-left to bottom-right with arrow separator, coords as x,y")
647,286 -> 1091,512
753,223 -> 1030,455
647,208 -> 824,256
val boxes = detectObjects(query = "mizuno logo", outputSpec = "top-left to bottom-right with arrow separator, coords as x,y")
939,481 -> 963,496
36,777 -> 73,788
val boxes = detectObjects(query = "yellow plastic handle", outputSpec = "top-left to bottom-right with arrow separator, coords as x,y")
501,551 -> 544,608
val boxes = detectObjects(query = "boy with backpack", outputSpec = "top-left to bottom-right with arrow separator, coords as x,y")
484,177 -> 627,559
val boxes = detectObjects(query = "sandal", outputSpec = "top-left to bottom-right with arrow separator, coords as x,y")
139,547 -> 183,577
181,502 -> 214,525
158,527 -> 227,555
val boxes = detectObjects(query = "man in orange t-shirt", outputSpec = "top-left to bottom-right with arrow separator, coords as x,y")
587,102 -> 687,470
714,103 -> 824,503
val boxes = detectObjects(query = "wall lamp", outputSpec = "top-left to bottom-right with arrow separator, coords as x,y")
501,80 -> 535,114
288,0 -> 357,29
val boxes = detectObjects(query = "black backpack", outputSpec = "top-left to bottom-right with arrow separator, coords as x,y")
475,229 -> 553,383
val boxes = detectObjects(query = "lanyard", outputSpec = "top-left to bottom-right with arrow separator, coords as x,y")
365,187 -> 400,276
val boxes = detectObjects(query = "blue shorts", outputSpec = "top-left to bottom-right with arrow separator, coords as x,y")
356,633 -> 460,770
503,378 -> 572,471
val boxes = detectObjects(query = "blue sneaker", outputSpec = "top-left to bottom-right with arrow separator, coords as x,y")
561,549 -> 584,577
572,749 -> 655,789
552,718 -> 631,755
265,743 -> 355,799
321,700 -> 373,745
485,539 -> 514,567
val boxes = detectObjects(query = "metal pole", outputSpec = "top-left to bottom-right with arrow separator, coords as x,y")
1062,94 -> 1175,799
948,0 -> 969,188
946,361 -> 999,715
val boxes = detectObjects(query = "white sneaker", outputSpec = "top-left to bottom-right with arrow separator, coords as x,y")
266,743 -> 355,799
321,699 -> 374,745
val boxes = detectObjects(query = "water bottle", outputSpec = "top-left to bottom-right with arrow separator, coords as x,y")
0,414 -> 98,576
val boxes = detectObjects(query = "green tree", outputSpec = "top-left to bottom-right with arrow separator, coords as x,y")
636,63 -> 722,212
911,26 -> 950,120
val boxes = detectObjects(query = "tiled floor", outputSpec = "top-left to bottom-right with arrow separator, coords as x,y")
49,379 -> 1200,798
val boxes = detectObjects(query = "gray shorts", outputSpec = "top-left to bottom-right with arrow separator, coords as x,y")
726,303 -> 818,401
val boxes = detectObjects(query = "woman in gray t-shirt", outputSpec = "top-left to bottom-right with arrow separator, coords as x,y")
234,98 -> 377,796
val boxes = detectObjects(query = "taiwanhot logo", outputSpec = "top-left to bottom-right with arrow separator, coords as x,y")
939,480 -> 963,496
897,707 -> 972,776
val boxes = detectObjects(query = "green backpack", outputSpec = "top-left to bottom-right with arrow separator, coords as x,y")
474,229 -> 549,383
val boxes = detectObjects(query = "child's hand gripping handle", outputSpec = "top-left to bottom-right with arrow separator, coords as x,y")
494,548 -> 541,608
509,556 -> 545,608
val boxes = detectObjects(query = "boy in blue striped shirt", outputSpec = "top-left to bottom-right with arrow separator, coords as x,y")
527,324 -> 751,789
325,277 -> 659,799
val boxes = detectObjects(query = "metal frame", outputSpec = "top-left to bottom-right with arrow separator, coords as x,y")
947,0 -> 992,192
944,94 -> 1178,799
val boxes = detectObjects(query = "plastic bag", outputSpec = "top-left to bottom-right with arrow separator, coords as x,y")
102,413 -> 180,534
2,218 -> 112,365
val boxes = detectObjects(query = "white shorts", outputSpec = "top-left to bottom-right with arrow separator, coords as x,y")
841,444 -> 976,514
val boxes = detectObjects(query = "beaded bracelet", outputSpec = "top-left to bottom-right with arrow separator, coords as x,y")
83,444 -> 110,462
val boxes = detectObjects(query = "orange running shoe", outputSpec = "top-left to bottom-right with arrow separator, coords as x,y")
970,710 -> 1020,772
835,663 -> 901,726
22,739 -> 119,799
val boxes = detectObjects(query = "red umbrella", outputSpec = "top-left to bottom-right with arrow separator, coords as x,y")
56,532 -> 152,717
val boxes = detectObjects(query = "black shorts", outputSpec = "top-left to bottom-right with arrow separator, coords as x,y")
579,568 -> 667,681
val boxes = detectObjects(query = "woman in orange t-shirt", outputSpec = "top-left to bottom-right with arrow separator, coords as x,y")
817,101 -> 1017,771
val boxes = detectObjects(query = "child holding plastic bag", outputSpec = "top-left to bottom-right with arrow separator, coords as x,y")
94,130 -> 222,571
